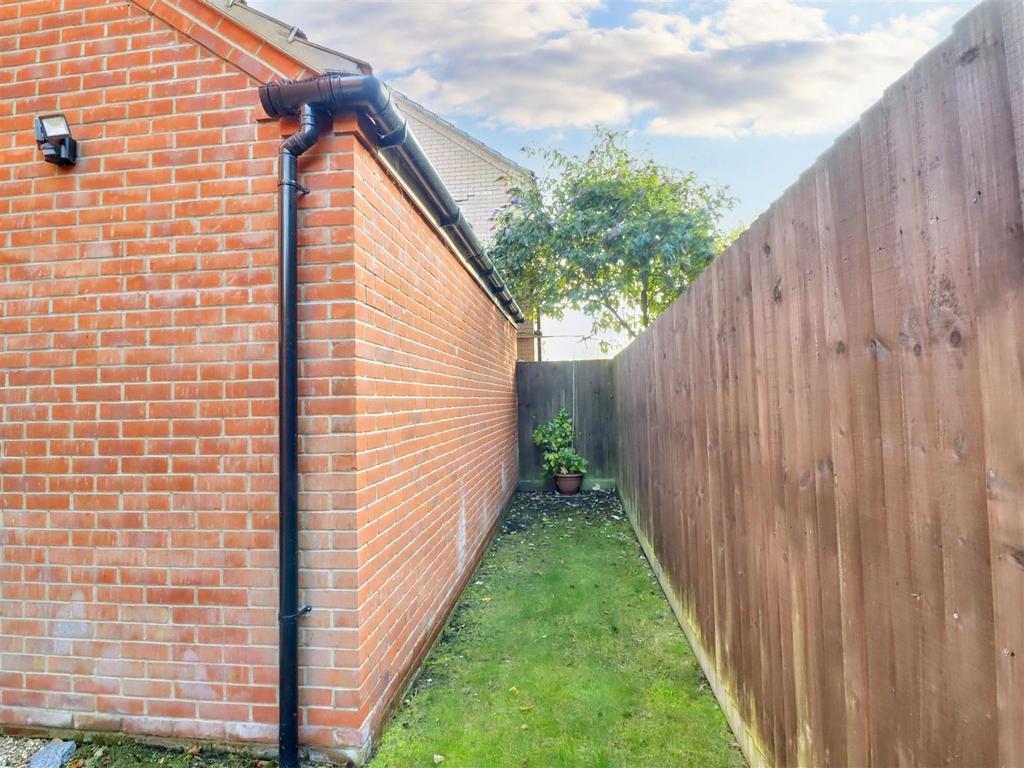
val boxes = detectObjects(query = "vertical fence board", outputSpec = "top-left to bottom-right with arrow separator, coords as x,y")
729,231 -> 760,744
816,128 -> 872,768
776,184 -> 814,768
860,92 -> 918,766
750,208 -> 798,767
746,214 -> 787,767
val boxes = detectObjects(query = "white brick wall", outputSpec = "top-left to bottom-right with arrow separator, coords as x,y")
396,95 -> 526,247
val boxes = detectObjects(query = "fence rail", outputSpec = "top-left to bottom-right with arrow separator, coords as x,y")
612,1 -> 1024,765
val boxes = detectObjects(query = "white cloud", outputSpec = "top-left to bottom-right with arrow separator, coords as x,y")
256,0 -> 954,138
709,0 -> 830,47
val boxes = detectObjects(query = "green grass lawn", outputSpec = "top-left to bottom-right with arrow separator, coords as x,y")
369,491 -> 744,768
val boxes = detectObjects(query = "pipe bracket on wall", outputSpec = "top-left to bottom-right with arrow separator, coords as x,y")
277,179 -> 310,196
279,605 -> 313,623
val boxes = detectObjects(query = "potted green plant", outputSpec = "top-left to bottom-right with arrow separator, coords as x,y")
533,408 -> 589,495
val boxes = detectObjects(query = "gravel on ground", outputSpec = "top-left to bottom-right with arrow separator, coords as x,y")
0,737 -> 47,768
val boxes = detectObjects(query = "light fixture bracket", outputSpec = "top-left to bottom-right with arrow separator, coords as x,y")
34,113 -> 77,167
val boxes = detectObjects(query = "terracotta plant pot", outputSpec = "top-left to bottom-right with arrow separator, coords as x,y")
555,473 -> 583,495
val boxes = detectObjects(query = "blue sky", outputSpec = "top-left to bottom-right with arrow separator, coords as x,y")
253,0 -> 967,356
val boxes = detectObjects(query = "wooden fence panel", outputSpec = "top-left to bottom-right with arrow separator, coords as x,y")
613,1 -> 1024,765
515,360 -> 616,490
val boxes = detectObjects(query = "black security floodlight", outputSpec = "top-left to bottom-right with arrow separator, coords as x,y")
34,113 -> 77,167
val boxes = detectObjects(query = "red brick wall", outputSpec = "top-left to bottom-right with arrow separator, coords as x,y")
0,0 -> 293,745
345,137 -> 518,741
516,321 -> 538,361
0,0 -> 517,761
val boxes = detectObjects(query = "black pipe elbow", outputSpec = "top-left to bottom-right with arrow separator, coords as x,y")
281,103 -> 321,156
259,75 -> 392,121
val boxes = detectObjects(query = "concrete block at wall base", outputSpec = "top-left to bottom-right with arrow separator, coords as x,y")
307,739 -> 370,768
29,741 -> 75,768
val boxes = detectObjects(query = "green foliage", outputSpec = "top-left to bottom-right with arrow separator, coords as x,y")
533,407 -> 574,453
369,492 -> 744,768
533,408 -> 588,476
545,446 -> 588,476
491,128 -> 734,349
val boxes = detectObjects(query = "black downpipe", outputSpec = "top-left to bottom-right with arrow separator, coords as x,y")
277,103 -> 320,768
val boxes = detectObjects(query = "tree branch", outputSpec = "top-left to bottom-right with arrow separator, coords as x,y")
601,297 -> 637,338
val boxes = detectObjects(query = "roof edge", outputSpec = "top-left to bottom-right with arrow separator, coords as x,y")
201,0 -> 373,77
130,0 -> 314,82
393,92 -> 529,177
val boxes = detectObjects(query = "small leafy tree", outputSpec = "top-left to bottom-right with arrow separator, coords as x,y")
533,408 -> 588,476
491,128 -> 734,348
